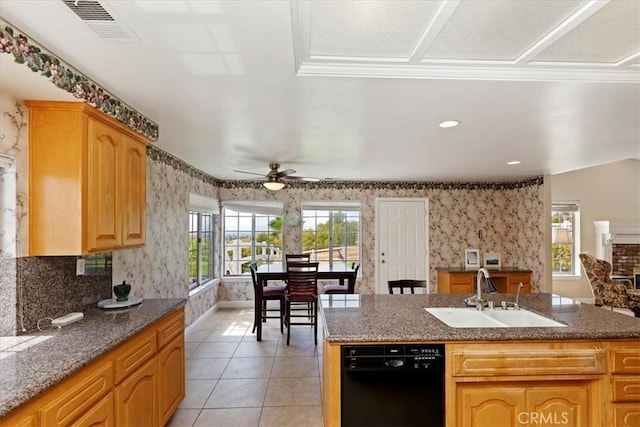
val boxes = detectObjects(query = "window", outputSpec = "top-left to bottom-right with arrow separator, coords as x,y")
223,201 -> 283,276
189,211 -> 215,289
302,202 -> 361,270
189,194 -> 219,290
552,202 -> 580,276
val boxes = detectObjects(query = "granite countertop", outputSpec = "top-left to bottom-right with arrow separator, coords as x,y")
435,267 -> 532,273
320,293 -> 640,343
0,298 -> 186,418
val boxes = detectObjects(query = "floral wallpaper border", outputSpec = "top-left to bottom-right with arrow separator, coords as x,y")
218,176 -> 544,191
0,19 -> 159,141
147,145 -> 220,186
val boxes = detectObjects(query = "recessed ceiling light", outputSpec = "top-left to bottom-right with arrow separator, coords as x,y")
507,160 -> 521,165
438,120 -> 460,128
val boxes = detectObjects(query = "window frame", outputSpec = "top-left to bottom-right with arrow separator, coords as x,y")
222,204 -> 283,276
551,202 -> 581,278
189,209 -> 216,291
301,202 -> 361,271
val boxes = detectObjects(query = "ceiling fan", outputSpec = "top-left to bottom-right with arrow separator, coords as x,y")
233,162 -> 320,191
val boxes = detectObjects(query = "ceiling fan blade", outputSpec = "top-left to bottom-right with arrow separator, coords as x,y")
276,168 -> 297,178
283,175 -> 321,182
233,169 -> 267,177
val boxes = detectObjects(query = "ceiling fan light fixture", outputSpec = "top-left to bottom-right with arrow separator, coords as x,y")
439,120 -> 460,128
263,180 -> 285,191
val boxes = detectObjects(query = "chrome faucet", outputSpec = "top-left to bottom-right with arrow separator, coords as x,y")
465,268 -> 497,310
501,282 -> 524,310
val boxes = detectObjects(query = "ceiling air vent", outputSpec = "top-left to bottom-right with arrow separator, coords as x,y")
61,0 -> 140,42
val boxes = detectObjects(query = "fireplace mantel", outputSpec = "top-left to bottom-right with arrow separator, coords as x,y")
593,221 -> 640,262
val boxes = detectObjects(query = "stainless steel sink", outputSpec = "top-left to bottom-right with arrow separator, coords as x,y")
425,307 -> 566,328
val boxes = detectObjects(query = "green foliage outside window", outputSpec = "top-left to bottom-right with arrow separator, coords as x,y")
552,244 -> 572,272
302,212 -> 358,251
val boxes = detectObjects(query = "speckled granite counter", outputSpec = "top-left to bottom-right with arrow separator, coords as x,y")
0,298 -> 186,418
320,293 -> 640,343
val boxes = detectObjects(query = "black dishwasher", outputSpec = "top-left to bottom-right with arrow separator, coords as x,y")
341,343 -> 444,427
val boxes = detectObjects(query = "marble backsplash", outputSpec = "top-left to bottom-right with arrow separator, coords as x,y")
0,257 -> 17,335
15,257 -> 112,333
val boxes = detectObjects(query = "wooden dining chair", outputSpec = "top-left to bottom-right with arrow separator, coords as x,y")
250,263 -> 285,341
388,279 -> 427,294
285,253 -> 313,312
322,262 -> 360,294
284,261 -> 319,345
285,253 -> 311,268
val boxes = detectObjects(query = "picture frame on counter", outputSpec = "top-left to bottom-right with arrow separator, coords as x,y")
484,252 -> 502,269
464,249 -> 480,269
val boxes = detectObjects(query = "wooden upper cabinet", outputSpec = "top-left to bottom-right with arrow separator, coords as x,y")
87,117 -> 122,251
122,136 -> 146,246
25,101 -> 150,255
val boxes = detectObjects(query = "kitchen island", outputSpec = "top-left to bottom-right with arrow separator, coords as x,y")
0,298 -> 186,426
320,293 -> 640,427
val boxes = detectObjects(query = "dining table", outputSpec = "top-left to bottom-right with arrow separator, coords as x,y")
255,263 -> 357,292
253,263 -> 357,341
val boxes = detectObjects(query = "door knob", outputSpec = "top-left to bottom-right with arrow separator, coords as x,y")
381,252 -> 385,256
381,260 -> 385,263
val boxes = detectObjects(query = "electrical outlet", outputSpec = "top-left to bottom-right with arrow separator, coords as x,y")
76,258 -> 85,275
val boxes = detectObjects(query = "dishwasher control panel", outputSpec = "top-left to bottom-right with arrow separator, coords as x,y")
343,343 -> 444,371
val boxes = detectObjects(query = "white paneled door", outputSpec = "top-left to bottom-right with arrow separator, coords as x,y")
376,198 -> 428,294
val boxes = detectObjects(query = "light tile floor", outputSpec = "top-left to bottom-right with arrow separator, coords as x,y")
167,308 -> 324,427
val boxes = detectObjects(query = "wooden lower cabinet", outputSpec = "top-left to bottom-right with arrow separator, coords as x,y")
447,341 -> 607,427
158,333 -> 186,425
457,385 -> 526,426
437,269 -> 532,294
609,342 -> 640,426
457,381 -> 591,427
114,357 -> 159,427
0,307 -> 184,427
73,394 -> 114,427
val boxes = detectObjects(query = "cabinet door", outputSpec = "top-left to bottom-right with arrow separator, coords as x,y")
527,383 -> 590,427
87,117 -> 122,251
122,135 -> 146,247
458,385 -> 526,427
508,273 -> 531,293
450,274 -> 474,294
114,357 -> 158,427
158,334 -> 185,425
73,394 -> 114,427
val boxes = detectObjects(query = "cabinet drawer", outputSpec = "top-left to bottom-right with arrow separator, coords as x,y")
451,345 -> 607,377
612,405 -> 640,427
73,393 -> 114,427
508,273 -> 531,284
611,349 -> 640,374
611,377 -> 640,402
450,284 -> 472,294
450,275 -> 473,285
40,359 -> 113,426
113,328 -> 156,383
157,309 -> 184,349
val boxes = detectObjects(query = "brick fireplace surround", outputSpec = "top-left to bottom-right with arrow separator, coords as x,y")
611,244 -> 640,277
